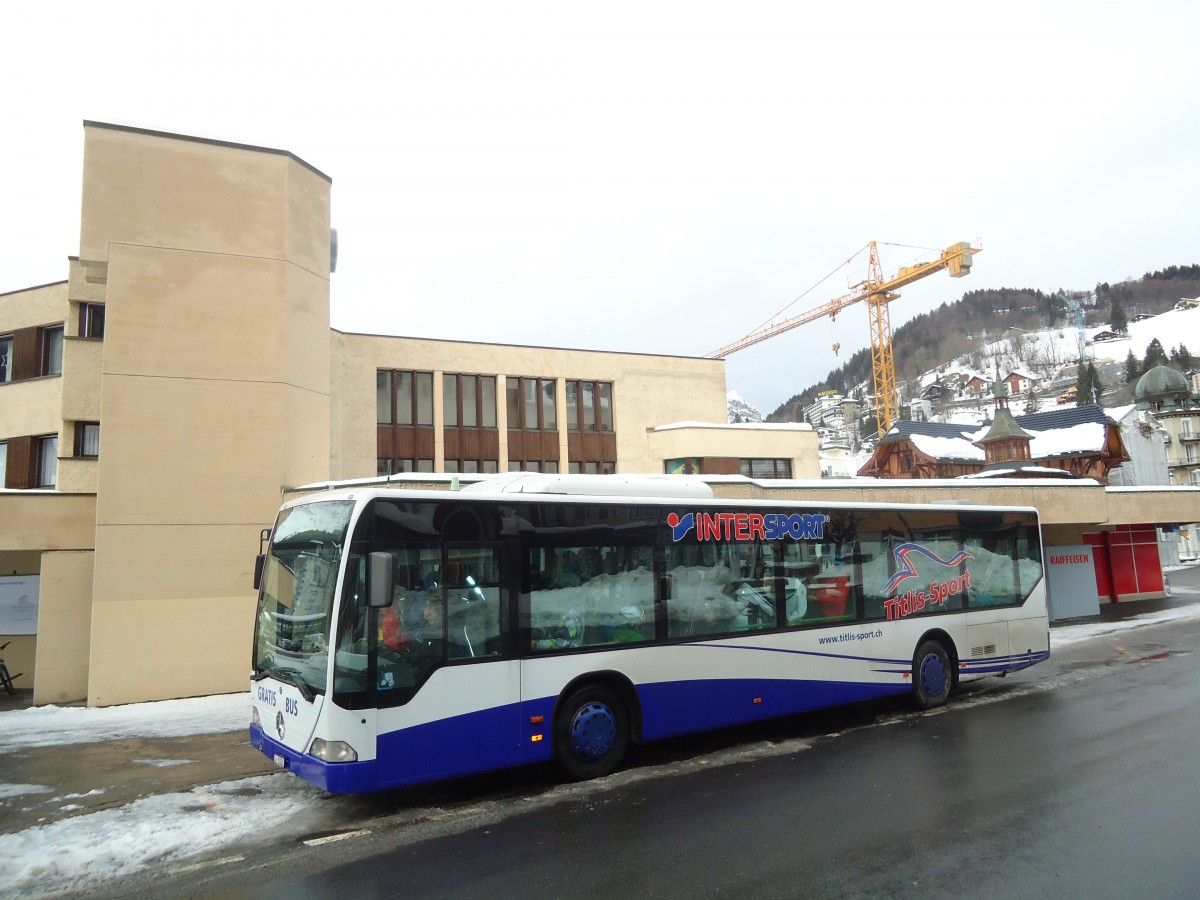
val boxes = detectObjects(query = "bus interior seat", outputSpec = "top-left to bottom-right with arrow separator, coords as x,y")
810,574 -> 851,618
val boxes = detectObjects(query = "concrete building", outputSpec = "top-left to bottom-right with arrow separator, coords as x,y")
0,122 -> 817,707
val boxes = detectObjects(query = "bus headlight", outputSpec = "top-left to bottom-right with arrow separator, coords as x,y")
252,707 -> 261,727
309,737 -> 358,763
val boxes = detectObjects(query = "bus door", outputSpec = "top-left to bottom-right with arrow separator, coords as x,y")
391,544 -> 522,778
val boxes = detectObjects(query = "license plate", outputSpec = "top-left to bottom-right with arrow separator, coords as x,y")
273,754 -> 286,768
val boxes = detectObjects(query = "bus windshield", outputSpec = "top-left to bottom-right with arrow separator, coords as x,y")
252,499 -> 355,698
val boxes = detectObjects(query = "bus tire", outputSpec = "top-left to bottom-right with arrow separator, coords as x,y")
912,640 -> 953,710
555,685 -> 629,780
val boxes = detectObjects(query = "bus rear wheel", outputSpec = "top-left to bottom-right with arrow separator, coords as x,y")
912,640 -> 953,709
555,685 -> 629,780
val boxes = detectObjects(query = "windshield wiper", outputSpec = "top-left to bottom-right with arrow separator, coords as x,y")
256,664 -> 317,702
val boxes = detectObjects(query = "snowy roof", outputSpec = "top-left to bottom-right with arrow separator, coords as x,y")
959,463 -> 1083,479
653,420 -> 813,432
1005,367 -> 1038,380
883,405 -> 1113,460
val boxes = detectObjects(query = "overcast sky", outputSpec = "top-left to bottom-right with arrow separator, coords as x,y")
3,1 -> 1198,413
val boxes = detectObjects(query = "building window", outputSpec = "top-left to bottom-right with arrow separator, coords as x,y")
739,458 -> 793,479
444,459 -> 499,475
377,369 -> 436,474
36,434 -> 58,488
564,380 -> 614,432
75,422 -> 100,458
40,326 -> 64,376
0,441 -> 6,486
1183,420 -> 1195,439
377,457 -> 436,477
0,334 -> 11,383
568,461 -> 615,475
509,460 -> 559,474
444,374 -> 497,429
80,303 -> 106,339
376,369 -> 434,427
506,377 -> 556,431
665,458 -> 703,475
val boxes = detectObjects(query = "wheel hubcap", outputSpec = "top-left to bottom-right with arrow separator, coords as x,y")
569,701 -> 616,762
920,653 -> 947,697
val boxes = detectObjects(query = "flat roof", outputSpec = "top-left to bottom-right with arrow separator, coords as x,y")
83,120 -> 331,183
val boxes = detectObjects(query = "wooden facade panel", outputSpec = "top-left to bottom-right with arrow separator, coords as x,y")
378,426 -> 436,460
5,435 -> 35,489
445,428 -> 499,460
701,456 -> 740,475
508,430 -> 559,462
568,431 -> 617,463
12,327 -> 39,381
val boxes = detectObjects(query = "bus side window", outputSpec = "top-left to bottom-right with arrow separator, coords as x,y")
444,547 -> 502,659
527,544 -> 654,651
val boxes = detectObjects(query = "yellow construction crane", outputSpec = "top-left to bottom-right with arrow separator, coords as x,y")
706,240 -> 981,434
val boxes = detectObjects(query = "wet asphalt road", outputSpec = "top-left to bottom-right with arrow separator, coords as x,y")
136,605 -> 1200,900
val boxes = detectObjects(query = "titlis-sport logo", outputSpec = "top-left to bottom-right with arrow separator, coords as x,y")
880,543 -> 974,621
667,511 -> 827,542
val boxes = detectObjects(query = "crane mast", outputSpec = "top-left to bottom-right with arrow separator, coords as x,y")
707,240 -> 981,434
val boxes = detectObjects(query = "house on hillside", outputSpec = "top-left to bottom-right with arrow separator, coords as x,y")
1003,368 -> 1038,395
858,401 -> 1129,482
962,373 -> 989,397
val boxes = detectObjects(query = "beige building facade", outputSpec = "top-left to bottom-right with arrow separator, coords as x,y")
2,121 -> 1193,706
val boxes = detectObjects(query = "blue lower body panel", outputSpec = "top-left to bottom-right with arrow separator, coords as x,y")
253,676 -> 913,793
635,677 -> 910,742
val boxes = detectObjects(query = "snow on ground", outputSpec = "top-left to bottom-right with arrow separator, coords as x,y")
2,589 -> 1200,896
3,691 -> 250,751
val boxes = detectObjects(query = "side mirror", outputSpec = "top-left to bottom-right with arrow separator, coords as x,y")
253,554 -> 266,591
368,552 -> 394,608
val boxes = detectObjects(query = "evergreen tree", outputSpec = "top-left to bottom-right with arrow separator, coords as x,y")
1075,363 -> 1091,406
1124,350 -> 1141,383
1110,300 -> 1129,333
1142,338 -> 1168,371
1075,361 -> 1104,405
1170,343 -> 1195,371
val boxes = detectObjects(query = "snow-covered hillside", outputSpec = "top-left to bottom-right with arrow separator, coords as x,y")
727,389 -> 763,423
733,305 -> 1200,430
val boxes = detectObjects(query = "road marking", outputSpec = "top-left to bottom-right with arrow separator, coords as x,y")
168,854 -> 245,875
303,829 -> 371,846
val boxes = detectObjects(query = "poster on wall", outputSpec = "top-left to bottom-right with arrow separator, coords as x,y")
1045,546 -> 1099,622
0,575 -> 40,634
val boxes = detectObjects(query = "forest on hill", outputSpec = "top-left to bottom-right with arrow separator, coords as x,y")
766,265 -> 1200,422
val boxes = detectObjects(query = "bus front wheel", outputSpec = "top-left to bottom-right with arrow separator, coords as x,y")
912,640 -> 953,710
555,685 -> 629,780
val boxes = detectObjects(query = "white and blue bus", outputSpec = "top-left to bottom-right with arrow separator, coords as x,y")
250,473 -> 1048,793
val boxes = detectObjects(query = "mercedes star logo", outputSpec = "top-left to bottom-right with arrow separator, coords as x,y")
276,710 -> 286,740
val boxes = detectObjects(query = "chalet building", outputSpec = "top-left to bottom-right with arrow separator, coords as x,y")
1003,368 -> 1037,395
858,403 -> 1130,482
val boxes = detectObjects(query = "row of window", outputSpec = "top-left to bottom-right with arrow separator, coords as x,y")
377,458 -> 618,477
376,371 -> 614,433
664,458 -> 794,479
333,499 -> 1041,707
1,326 -> 62,384
0,306 -> 104,386
0,423 -> 99,489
